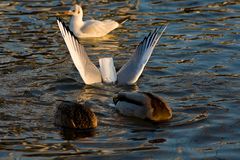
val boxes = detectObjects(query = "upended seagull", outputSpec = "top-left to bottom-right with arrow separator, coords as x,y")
57,18 -> 167,85
64,4 -> 120,38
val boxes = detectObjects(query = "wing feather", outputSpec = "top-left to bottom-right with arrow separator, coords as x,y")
117,26 -> 168,85
57,18 -> 102,84
80,20 -> 119,37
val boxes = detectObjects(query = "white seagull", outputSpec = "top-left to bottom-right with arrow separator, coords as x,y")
64,4 -> 120,38
57,18 -> 167,85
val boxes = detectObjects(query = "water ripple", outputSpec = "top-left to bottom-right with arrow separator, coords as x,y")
0,0 -> 239,159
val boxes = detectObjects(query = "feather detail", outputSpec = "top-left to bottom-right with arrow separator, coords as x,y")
117,26 -> 168,85
57,18 -> 102,84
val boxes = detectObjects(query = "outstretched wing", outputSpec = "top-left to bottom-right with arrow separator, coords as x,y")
117,26 -> 168,85
57,18 -> 102,85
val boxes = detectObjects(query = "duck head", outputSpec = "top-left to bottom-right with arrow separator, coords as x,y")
113,92 -> 172,122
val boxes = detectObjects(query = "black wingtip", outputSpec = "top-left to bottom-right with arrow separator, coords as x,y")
56,17 -> 65,25
153,27 -> 158,34
152,25 -> 165,36
146,31 -> 152,38
56,17 -> 80,42
142,26 -> 161,41
56,17 -> 68,31
138,25 -> 167,51
56,17 -> 61,21
145,27 -> 160,48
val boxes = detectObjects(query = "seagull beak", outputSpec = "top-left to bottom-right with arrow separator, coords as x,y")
63,10 -> 74,16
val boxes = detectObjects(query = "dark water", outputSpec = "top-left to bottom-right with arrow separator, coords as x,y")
0,0 -> 240,159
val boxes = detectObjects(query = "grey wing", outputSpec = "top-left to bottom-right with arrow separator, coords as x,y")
57,18 -> 102,84
117,25 -> 168,85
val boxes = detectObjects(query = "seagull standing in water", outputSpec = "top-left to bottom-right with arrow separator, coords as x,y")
64,4 -> 120,38
57,18 -> 167,85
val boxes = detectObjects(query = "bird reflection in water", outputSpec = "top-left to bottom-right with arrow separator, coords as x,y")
59,128 -> 96,140
77,84 -> 140,103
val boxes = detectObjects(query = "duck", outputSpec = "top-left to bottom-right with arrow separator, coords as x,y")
54,101 -> 97,129
64,4 -> 120,38
56,18 -> 168,85
113,92 -> 172,122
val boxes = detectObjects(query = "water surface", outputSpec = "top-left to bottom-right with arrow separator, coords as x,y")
0,0 -> 240,159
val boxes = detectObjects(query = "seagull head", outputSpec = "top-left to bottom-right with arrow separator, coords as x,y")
64,4 -> 83,17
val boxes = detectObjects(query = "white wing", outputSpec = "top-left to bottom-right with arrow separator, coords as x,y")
57,18 -> 102,85
80,20 -> 119,37
117,26 -> 168,85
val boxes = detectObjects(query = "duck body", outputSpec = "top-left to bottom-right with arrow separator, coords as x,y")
113,92 -> 172,122
54,101 -> 97,129
68,4 -> 119,38
114,101 -> 149,119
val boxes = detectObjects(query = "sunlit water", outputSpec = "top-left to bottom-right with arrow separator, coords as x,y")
0,0 -> 240,159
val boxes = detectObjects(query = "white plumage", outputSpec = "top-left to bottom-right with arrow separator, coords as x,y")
65,4 -> 119,38
57,18 -> 167,85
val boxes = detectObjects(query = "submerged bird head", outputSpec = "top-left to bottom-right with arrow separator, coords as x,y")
54,101 -> 98,129
114,92 -> 172,122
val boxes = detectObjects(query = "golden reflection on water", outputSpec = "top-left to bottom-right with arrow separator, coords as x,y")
0,0 -> 240,159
